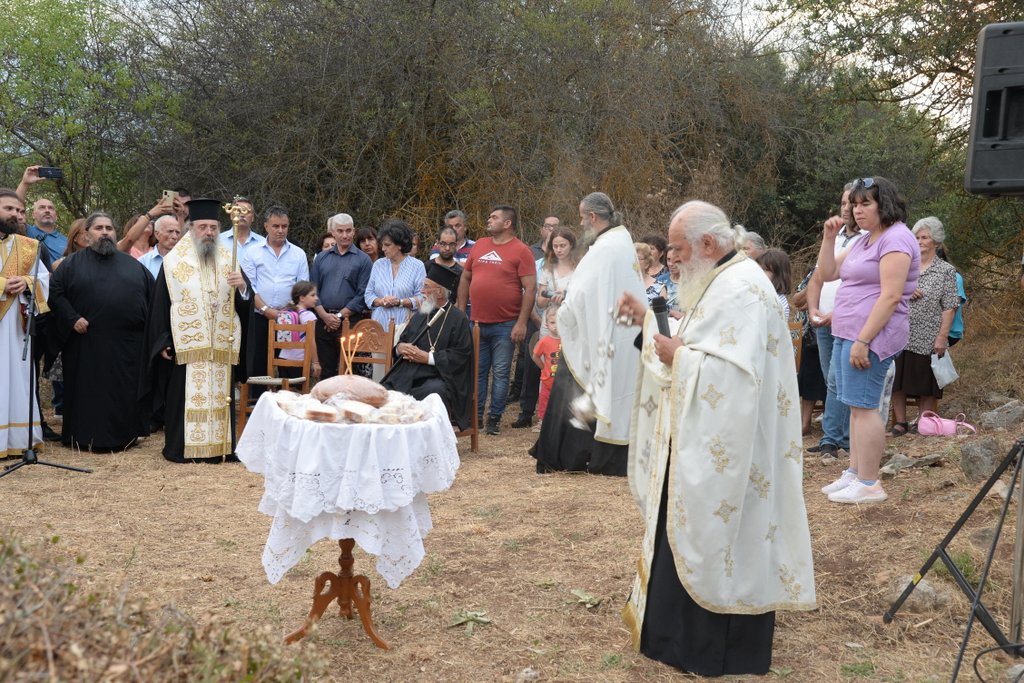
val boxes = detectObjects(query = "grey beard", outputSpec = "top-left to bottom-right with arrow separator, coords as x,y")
90,236 -> 116,256
198,237 -> 217,266
578,227 -> 598,254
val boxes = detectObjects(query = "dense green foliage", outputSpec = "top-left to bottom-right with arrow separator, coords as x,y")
1,0 -> 1020,265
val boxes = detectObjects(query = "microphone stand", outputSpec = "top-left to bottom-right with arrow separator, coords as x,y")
1,240 -> 92,478
379,304 -> 448,384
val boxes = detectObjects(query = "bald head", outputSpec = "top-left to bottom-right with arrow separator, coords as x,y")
154,214 -> 182,253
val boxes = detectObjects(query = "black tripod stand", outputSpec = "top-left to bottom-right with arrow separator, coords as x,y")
1,242 -> 91,479
884,438 -> 1024,679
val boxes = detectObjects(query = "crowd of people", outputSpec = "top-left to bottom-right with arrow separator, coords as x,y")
0,163 -> 970,677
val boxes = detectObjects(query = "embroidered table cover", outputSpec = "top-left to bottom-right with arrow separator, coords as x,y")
237,392 -> 460,587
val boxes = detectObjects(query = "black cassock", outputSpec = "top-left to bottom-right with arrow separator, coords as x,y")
141,267 -> 251,463
382,306 -> 473,430
49,249 -> 154,452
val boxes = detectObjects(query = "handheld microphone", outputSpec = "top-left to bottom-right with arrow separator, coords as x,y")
650,296 -> 671,337
425,304 -> 447,328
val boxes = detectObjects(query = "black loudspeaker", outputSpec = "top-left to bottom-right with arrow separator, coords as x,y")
965,22 -> 1024,196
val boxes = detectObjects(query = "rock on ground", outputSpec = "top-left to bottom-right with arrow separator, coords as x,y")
960,438 -> 1003,482
979,400 -> 1024,430
885,575 -> 949,613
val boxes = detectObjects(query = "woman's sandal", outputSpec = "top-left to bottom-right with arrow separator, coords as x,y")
888,422 -> 909,437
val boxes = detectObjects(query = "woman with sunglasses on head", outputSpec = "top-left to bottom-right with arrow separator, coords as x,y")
817,177 -> 920,504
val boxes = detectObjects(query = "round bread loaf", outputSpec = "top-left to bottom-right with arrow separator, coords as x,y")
310,374 -> 388,407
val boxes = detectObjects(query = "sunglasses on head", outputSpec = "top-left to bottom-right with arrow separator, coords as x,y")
854,177 -> 876,189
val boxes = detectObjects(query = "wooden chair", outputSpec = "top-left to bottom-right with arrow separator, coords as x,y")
454,324 -> 480,453
788,321 -> 803,371
339,318 -> 396,374
238,317 -> 315,433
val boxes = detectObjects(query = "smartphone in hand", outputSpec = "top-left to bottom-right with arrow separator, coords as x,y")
37,167 -> 63,179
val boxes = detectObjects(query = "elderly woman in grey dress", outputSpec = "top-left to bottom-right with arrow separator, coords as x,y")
889,216 -> 960,436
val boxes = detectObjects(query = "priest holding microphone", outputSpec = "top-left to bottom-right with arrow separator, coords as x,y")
616,200 -> 816,677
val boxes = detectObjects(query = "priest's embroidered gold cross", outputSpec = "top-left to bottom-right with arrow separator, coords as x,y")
709,436 -> 729,473
719,325 -> 737,347
777,383 -> 792,417
713,500 -> 737,524
700,384 -> 724,409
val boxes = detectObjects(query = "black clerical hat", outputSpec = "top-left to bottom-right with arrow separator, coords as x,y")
186,198 -> 223,222
425,262 -> 460,291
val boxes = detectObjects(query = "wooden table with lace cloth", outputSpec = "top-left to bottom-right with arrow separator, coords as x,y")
236,392 -> 460,647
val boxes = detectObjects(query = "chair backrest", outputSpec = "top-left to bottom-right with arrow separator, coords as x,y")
266,318 -> 316,392
788,321 -> 803,371
340,318 -> 396,373
455,323 -> 480,452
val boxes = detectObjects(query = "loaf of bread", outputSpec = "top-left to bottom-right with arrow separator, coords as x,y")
304,402 -> 339,423
337,400 -> 376,423
310,375 -> 388,407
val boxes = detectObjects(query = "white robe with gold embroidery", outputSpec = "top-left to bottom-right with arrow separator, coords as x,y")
0,235 -> 49,456
623,255 -> 815,646
163,236 -> 241,458
557,225 -> 646,445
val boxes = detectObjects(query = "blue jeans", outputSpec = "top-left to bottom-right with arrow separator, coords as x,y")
815,325 -> 850,450
833,339 -> 895,409
477,321 -> 516,420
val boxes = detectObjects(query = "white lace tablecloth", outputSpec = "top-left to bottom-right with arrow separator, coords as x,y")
237,392 -> 460,588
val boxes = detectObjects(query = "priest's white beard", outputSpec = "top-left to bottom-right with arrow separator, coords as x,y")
418,298 -> 437,315
677,252 -> 715,287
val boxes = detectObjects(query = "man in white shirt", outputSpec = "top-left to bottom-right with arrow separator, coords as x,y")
138,215 -> 183,279
218,196 -> 265,260
240,206 -> 309,384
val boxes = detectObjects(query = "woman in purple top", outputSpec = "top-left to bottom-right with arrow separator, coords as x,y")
816,177 -> 920,505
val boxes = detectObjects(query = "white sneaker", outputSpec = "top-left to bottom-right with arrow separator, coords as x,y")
821,470 -> 858,495
828,480 -> 888,504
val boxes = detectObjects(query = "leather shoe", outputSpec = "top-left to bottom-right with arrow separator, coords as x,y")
41,423 -> 61,442
511,413 -> 533,428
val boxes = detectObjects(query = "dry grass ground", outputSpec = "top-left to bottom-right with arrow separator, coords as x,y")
3,328 -> 1024,682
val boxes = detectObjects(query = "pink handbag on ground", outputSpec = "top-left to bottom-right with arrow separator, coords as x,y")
917,410 -> 977,436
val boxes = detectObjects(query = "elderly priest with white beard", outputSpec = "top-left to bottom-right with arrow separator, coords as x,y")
382,262 -> 473,429
143,198 -> 252,463
616,200 -> 816,677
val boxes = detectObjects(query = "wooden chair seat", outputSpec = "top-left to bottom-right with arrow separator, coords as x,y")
246,375 -> 307,386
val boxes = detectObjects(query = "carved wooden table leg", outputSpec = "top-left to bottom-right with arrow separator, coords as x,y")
283,538 -> 391,649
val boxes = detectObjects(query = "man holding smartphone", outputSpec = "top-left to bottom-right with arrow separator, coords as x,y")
16,166 -> 67,262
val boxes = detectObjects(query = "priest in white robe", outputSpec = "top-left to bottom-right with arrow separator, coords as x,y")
618,200 -> 816,676
530,191 -> 646,476
142,198 -> 252,463
0,189 -> 48,458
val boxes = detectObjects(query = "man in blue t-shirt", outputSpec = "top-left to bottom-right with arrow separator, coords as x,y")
26,198 -> 68,263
